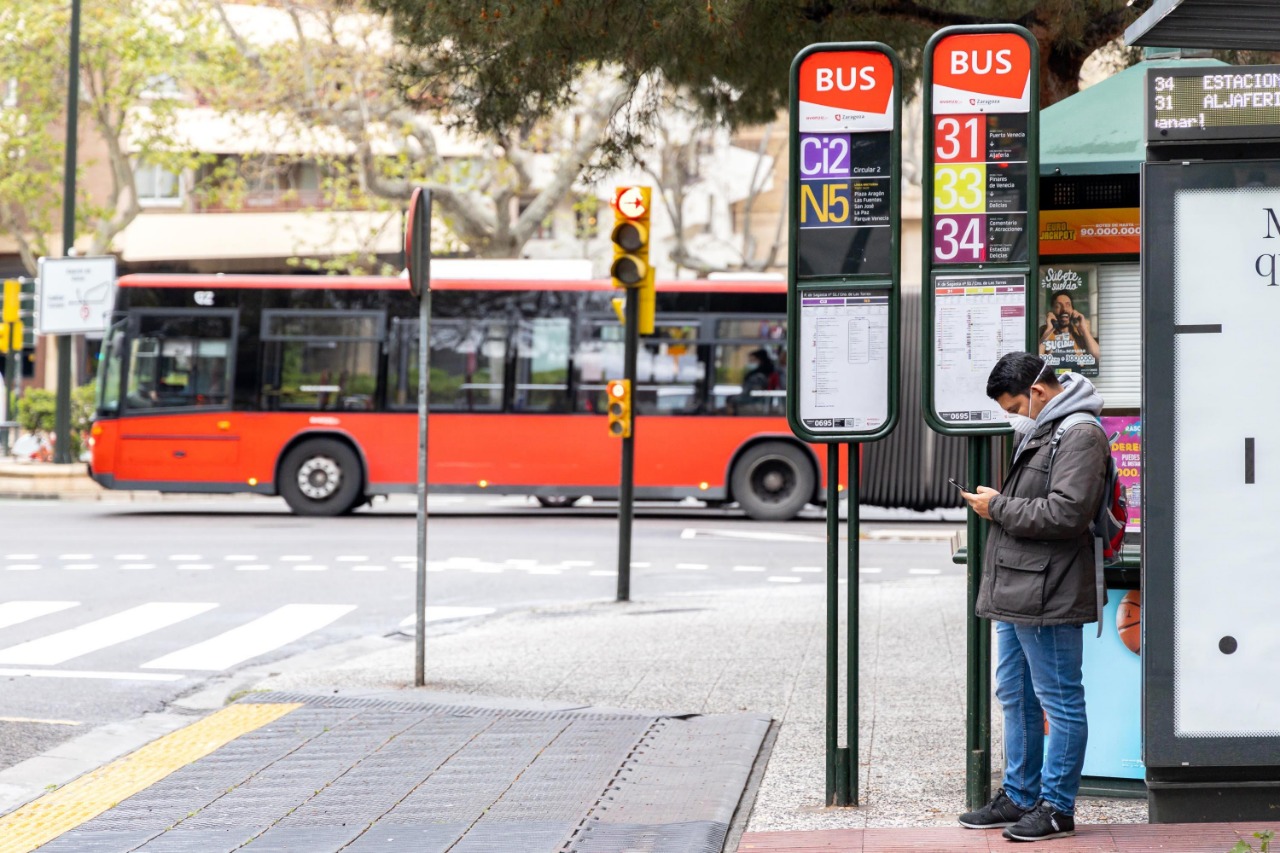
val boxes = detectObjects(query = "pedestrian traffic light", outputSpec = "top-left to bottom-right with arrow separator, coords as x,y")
610,186 -> 655,334
606,379 -> 631,439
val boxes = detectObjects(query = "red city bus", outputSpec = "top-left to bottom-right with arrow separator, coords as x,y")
89,274 -> 848,518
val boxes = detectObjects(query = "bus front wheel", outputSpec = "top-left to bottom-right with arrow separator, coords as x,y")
731,442 -> 814,521
279,438 -> 364,516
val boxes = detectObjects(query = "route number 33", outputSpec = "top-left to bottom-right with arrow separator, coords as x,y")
934,165 -> 984,213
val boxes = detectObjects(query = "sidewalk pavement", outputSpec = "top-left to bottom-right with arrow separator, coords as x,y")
247,575 -> 1146,834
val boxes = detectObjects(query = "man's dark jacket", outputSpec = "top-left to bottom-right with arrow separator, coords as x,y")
979,374 -> 1109,626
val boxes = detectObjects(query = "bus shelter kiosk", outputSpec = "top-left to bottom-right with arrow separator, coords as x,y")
786,42 -> 902,807
1141,63 -> 1280,821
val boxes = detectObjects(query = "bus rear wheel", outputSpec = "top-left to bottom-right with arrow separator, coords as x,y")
731,441 -> 814,521
280,438 -> 364,516
536,495 -> 581,508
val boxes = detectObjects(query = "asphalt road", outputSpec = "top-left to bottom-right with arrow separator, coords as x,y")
0,495 -> 961,771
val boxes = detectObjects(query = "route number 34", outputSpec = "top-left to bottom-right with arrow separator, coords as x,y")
934,216 -> 985,262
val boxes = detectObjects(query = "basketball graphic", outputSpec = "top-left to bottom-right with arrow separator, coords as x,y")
1116,590 -> 1141,655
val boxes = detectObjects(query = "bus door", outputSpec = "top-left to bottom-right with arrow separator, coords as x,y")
117,310 -> 241,483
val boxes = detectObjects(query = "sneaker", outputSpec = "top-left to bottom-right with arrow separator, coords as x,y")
1003,799 -> 1076,841
958,787 -> 1031,829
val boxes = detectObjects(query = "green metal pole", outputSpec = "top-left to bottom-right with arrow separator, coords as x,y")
976,436 -> 993,801
55,0 -> 81,465
965,436 -> 992,810
616,284 -> 638,602
825,442 -> 839,806
846,443 -> 860,806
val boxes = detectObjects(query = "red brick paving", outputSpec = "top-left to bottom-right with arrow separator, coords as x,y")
738,822 -> 1280,852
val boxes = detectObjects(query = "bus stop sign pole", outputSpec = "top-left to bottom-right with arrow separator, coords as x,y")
407,187 -> 432,687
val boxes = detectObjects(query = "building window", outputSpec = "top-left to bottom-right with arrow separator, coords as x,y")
135,162 -> 183,207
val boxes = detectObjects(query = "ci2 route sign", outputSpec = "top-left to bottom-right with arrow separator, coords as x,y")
922,25 -> 1038,436
787,42 -> 901,444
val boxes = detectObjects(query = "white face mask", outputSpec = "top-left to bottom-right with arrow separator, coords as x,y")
1008,413 -> 1036,436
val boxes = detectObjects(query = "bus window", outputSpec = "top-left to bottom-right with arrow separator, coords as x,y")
388,318 -> 506,412
514,318 -> 569,412
262,310 -> 382,411
713,317 -> 786,416
124,314 -> 234,411
97,319 -> 126,414
575,319 -> 707,415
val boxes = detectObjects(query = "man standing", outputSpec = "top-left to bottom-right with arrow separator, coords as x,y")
956,351 -> 1108,842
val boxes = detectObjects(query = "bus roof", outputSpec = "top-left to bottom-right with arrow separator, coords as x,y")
115,273 -> 787,294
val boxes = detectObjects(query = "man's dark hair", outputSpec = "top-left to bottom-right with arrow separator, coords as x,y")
986,352 -> 1060,400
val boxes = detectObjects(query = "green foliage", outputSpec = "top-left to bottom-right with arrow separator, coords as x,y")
1233,830 -> 1275,853
15,384 -> 97,455
368,0 -> 1138,156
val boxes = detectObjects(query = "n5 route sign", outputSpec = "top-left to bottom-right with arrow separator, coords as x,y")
921,26 -> 1038,436
787,42 -> 901,444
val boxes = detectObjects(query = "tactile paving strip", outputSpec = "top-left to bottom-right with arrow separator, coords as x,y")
31,693 -> 770,853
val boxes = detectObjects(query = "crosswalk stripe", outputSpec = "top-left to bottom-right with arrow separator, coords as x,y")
0,603 -> 217,666
0,602 -> 78,632
141,604 -> 355,671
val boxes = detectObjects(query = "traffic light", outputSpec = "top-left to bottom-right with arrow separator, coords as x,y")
610,186 -> 655,334
606,379 -> 631,439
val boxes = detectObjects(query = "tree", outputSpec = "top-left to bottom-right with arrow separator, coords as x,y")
0,0 -> 221,274
368,0 -> 1139,153
207,0 -> 631,260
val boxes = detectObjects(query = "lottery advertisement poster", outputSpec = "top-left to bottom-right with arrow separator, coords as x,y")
1101,416 -> 1141,532
1037,264 -> 1099,377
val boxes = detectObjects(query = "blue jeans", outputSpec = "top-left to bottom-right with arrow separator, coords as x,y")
995,621 -> 1087,815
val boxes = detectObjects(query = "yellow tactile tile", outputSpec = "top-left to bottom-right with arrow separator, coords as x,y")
0,702 -> 302,853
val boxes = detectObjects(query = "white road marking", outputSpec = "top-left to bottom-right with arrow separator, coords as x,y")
234,565 -> 269,572
588,570 -> 615,577
908,568 -> 942,575
560,560 -> 595,567
860,567 -> 884,574
168,555 -> 202,561
733,566 -> 767,573
64,564 -> 98,571
681,528 -> 824,543
224,555 -> 258,562
792,566 -> 824,573
5,554 -> 36,560
0,668 -> 183,682
504,558 -> 537,566
0,602 -> 217,666
177,564 -> 212,571
352,565 -> 386,572
676,563 -> 709,571
335,556 -> 367,562
446,557 -> 480,564
293,565 -> 327,572
279,556 -> 311,562
59,554 -> 92,561
630,562 -> 651,569
392,556 -> 415,563
0,715 -> 81,726
768,576 -> 803,583
114,554 -> 146,561
120,564 -> 155,571
0,602 -> 78,631
141,604 -> 356,671
398,607 -> 495,629
527,568 -> 562,575
6,565 -> 39,572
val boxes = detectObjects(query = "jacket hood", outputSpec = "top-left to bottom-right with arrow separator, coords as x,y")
1015,372 -> 1104,459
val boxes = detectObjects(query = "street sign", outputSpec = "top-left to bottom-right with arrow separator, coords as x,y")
921,25 -> 1038,436
36,255 -> 116,335
405,187 -> 431,300
787,42 -> 901,444
613,186 -> 648,220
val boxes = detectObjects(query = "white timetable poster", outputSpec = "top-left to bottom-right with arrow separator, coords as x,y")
798,290 -> 889,433
932,273 -> 1026,426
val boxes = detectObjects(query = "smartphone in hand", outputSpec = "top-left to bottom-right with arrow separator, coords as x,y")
948,477 -> 973,494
